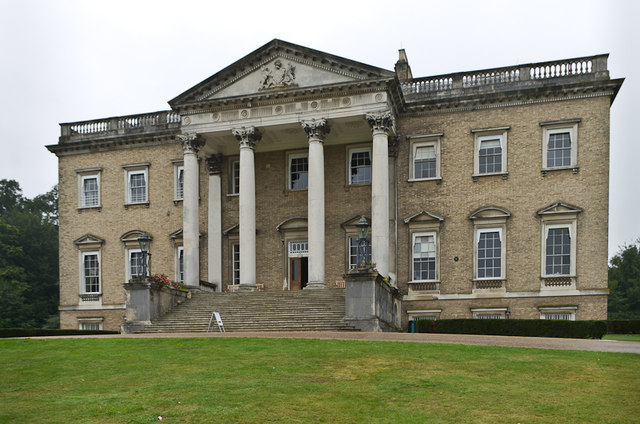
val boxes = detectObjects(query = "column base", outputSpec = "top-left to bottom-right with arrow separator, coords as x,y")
304,281 -> 327,290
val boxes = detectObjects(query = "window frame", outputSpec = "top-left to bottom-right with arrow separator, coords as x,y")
474,228 -> 504,280
174,163 -> 184,201
411,231 -> 439,283
539,306 -> 577,321
348,236 -> 371,269
540,120 -> 580,171
287,152 -> 309,191
176,245 -> 184,283
347,146 -> 372,186
231,243 -> 240,285
472,127 -> 509,178
127,248 -> 145,281
80,251 -> 101,294
122,163 -> 150,206
78,318 -> 103,330
229,159 -> 240,195
408,134 -> 442,182
471,307 -> 508,319
80,174 -> 100,208
542,223 -> 576,278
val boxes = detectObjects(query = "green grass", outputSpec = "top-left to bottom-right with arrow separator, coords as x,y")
1,337 -> 638,424
604,334 -> 640,342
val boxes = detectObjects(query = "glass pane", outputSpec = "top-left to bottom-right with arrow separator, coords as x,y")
350,151 -> 371,184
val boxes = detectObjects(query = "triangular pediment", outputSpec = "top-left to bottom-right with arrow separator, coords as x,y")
537,202 -> 583,216
404,210 -> 444,224
170,39 -> 394,107
74,234 -> 104,246
341,214 -> 371,229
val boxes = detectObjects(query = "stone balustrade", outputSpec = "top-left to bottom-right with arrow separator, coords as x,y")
60,110 -> 181,143
401,54 -> 609,100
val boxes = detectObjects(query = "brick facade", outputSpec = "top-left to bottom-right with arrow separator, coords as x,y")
48,40 -> 622,331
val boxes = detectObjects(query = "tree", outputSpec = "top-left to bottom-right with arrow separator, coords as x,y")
608,240 -> 640,319
0,180 -> 59,328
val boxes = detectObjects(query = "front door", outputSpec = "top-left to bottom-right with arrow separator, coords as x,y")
289,257 -> 308,290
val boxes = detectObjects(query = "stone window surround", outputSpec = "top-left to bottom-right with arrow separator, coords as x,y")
540,119 -> 580,174
76,167 -> 102,210
346,144 -> 372,186
411,231 -> 439,282
407,309 -> 442,321
80,251 -> 101,295
471,307 -> 508,319
286,150 -> 309,192
471,126 -> 510,180
170,229 -> 185,283
74,234 -> 104,301
404,211 -> 444,293
172,159 -> 184,202
469,206 -> 510,288
538,306 -> 577,321
407,133 -> 443,182
341,215 -> 372,271
227,157 -> 240,196
122,163 -> 150,206
78,317 -> 104,330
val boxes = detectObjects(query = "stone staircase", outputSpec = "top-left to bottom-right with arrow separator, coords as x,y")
137,289 -> 359,333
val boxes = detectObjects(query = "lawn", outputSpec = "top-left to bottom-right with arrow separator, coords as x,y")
603,334 -> 640,342
1,337 -> 638,424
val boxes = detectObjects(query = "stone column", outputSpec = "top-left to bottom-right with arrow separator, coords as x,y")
178,133 -> 204,289
206,154 -> 223,292
232,127 -> 261,291
301,118 -> 330,290
366,111 -> 394,279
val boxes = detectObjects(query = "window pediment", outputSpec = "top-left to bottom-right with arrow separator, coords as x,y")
404,210 -> 444,225
469,206 -> 511,221
276,217 -> 308,233
74,234 -> 104,248
223,224 -> 239,236
341,214 -> 372,230
537,202 -> 583,217
120,230 -> 152,243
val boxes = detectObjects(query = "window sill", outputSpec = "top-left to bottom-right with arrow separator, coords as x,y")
79,293 -> 102,302
541,276 -> 576,289
472,279 -> 505,290
408,280 -> 440,292
173,198 -> 183,206
124,202 -> 149,209
541,166 -> 579,176
78,206 -> 101,212
226,193 -> 239,198
472,172 -> 508,182
407,177 -> 442,184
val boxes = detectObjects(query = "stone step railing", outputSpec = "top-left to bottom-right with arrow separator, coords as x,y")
60,110 -> 181,143
401,54 -> 609,100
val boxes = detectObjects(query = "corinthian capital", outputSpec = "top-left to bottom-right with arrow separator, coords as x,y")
178,133 -> 204,154
232,127 -> 262,149
301,118 -> 330,142
366,111 -> 394,133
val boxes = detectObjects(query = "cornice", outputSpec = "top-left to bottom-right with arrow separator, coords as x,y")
46,131 -> 179,156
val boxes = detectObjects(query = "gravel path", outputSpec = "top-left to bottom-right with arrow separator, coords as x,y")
29,331 -> 640,354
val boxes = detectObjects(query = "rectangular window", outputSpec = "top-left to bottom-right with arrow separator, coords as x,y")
476,314 -> 503,319
412,233 -> 437,281
477,230 -> 502,279
414,145 -> 437,179
541,120 -> 579,170
478,138 -> 502,174
232,243 -> 240,285
80,322 -> 102,331
289,154 -> 309,190
129,249 -> 145,279
82,252 -> 100,293
177,246 -> 184,283
231,161 -> 240,194
544,313 -> 573,320
175,165 -> 184,200
128,171 -> 147,203
547,132 -> 572,168
348,236 -> 371,268
545,227 -> 571,276
349,148 -> 371,185
81,176 -> 99,207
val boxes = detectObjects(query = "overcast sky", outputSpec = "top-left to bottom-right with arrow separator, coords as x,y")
0,0 -> 637,258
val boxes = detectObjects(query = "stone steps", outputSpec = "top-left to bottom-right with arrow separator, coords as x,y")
137,289 -> 359,333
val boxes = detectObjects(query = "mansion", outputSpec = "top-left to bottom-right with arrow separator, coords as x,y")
47,40 -> 623,331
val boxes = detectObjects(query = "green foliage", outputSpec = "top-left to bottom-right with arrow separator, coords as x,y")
609,240 -> 640,319
607,319 -> 640,334
415,318 -> 607,339
0,328 -> 119,338
0,180 -> 59,328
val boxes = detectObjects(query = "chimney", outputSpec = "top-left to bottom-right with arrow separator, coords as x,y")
394,49 -> 413,81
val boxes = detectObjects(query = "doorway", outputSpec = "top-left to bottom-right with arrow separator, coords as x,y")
288,240 -> 309,290
289,257 -> 308,290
